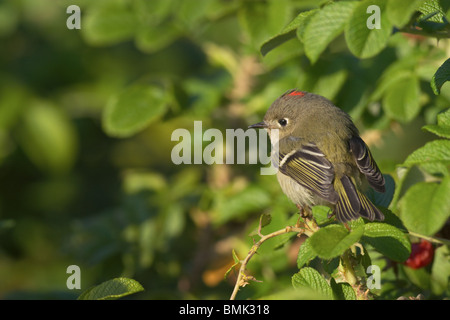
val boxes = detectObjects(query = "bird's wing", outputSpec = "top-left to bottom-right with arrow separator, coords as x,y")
278,143 -> 339,203
349,136 -> 385,193
333,175 -> 384,222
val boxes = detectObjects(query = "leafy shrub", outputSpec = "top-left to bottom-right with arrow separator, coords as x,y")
0,0 -> 448,300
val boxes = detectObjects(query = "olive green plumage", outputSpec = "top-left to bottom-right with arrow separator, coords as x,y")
250,89 -> 385,223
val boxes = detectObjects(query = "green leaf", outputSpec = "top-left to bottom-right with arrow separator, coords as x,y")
232,249 -> 240,264
295,9 -> 319,42
260,9 -> 316,57
309,224 -> 365,259
260,30 -> 297,57
422,108 -> 450,138
382,75 -> 421,122
239,0 -> 291,49
311,205 -> 333,225
431,58 -> 450,95
362,222 -> 411,262
135,22 -> 180,53
82,2 -> 137,46
103,84 -> 169,138
259,287 -> 330,300
386,0 -> 427,27
213,186 -> 271,225
369,52 -> 421,102
248,213 -> 273,237
418,0 -> 447,23
297,237 -> 317,269
303,1 -> 358,64
402,264 -> 431,289
19,101 -> 78,175
224,250 -> 240,280
78,278 -> 144,300
174,0 -> 213,29
345,0 -> 392,59
259,213 -> 272,229
330,278 -> 356,300
403,139 -> 450,175
0,82 -> 28,130
299,59 -> 348,100
292,267 -> 332,299
400,177 -> 450,236
431,245 -> 450,295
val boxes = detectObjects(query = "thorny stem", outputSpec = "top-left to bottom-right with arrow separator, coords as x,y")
399,25 -> 450,39
229,225 -> 306,300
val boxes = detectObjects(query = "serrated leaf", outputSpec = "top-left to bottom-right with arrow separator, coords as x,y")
303,1 -> 358,64
292,267 -> 332,299
330,278 -> 357,300
386,0 -> 427,27
295,9 -> 319,42
297,237 -> 317,269
103,84 -> 169,138
345,0 -> 392,59
418,0 -> 447,23
78,278 -> 144,300
382,75 -> 421,122
362,222 -> 411,262
403,140 -> 450,175
422,108 -> 450,138
309,224 -> 365,260
260,30 -> 297,57
431,58 -> 450,95
400,177 -> 450,236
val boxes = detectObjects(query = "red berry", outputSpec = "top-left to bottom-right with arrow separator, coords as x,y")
404,239 -> 434,269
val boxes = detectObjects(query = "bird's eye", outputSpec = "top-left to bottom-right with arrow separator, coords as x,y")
278,118 -> 288,127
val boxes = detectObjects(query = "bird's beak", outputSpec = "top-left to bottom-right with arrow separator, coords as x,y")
248,121 -> 268,129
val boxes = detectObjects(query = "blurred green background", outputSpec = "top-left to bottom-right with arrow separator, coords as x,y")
0,0 -> 449,299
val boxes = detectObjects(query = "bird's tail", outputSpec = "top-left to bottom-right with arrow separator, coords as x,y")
333,175 -> 384,223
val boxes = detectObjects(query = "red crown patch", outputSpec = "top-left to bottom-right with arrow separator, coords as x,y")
287,90 -> 305,97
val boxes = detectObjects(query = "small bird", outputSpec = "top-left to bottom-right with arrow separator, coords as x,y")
249,89 -> 385,223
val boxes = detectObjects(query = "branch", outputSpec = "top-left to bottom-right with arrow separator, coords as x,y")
408,231 -> 450,246
229,225 -> 306,300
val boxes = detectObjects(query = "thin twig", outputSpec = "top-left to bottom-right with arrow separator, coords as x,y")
408,231 -> 450,246
229,225 -> 305,300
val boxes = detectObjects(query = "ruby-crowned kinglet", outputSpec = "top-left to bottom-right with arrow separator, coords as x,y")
249,89 -> 385,223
